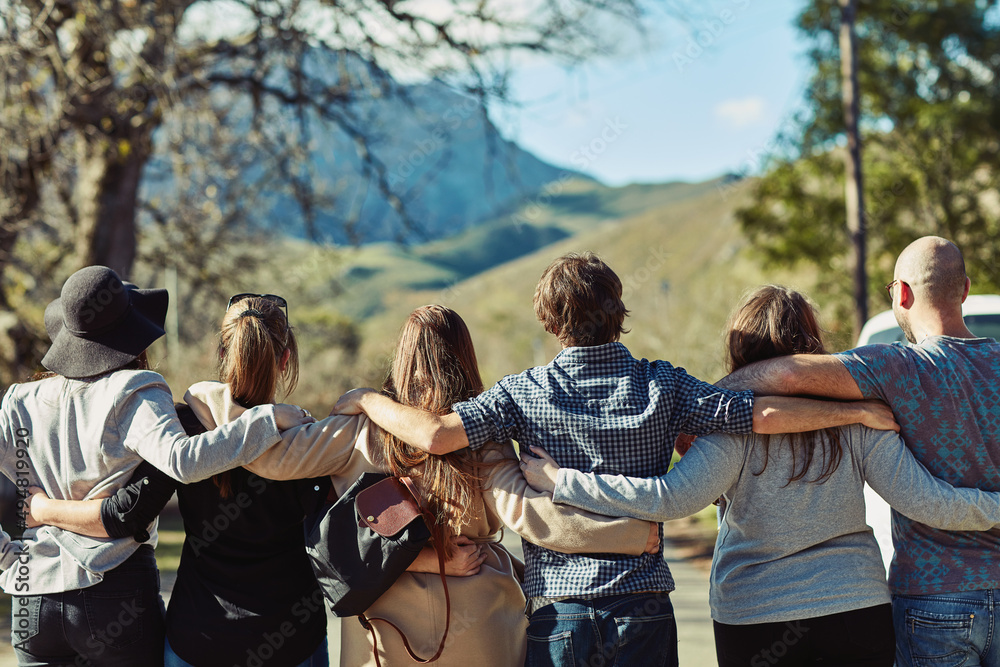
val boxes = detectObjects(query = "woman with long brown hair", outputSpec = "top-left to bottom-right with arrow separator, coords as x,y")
521,285 -> 1000,666
325,304 -> 656,666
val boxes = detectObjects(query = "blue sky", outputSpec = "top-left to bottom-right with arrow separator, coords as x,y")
495,1 -> 811,186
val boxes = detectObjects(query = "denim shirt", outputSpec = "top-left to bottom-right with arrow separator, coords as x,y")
0,370 -> 281,595
453,342 -> 755,598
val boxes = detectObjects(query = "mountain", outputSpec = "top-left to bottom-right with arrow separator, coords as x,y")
305,80 -> 583,243
140,50 -> 580,246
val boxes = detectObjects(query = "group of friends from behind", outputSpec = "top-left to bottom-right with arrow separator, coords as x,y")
1,235 -> 998,667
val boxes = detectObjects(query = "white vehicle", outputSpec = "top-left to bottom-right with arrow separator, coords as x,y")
859,294 -> 1000,575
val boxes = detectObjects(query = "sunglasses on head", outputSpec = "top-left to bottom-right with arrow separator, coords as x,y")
227,293 -> 289,321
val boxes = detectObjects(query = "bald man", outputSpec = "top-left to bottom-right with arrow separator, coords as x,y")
717,236 -> 1000,666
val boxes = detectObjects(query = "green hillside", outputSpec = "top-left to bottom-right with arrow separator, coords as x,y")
152,176 -> 835,413
353,177 -> 828,391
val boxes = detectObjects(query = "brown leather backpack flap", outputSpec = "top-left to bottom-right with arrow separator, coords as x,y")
356,477 -> 422,537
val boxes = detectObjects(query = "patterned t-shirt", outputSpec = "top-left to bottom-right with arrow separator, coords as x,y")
453,342 -> 755,599
836,336 -> 1000,595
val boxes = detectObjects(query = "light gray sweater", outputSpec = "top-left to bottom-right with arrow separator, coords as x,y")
553,424 -> 1000,624
0,370 -> 281,594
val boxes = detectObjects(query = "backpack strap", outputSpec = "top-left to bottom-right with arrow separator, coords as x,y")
358,476 -> 452,665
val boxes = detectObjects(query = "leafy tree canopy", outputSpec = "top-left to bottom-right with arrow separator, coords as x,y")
738,0 -> 1000,332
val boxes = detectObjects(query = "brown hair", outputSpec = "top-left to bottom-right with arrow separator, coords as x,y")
380,305 -> 495,556
533,252 -> 630,348
726,285 -> 842,485
215,297 -> 298,496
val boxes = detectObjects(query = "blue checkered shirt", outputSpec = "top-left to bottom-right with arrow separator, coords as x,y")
453,342 -> 755,599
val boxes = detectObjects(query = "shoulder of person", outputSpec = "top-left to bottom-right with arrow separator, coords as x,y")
105,369 -> 170,396
185,379 -> 226,397
844,342 -> 912,361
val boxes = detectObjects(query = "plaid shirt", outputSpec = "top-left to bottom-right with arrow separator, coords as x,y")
453,342 -> 755,599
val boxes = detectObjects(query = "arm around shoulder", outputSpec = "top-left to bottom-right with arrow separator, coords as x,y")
718,354 -> 863,400
245,414 -> 367,479
552,434 -> 741,522
119,381 -> 283,483
861,426 -> 1000,530
333,389 -> 469,455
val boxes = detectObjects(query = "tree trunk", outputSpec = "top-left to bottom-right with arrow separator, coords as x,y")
74,130 -> 150,279
0,162 -> 41,308
839,0 -> 867,339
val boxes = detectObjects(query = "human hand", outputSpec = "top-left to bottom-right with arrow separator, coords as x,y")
520,446 -> 560,493
442,535 -> 487,577
331,388 -> 376,416
273,404 -> 317,431
858,400 -> 900,433
24,486 -> 50,528
674,433 -> 696,457
644,522 -> 661,555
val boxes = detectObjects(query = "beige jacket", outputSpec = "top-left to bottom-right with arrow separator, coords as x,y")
185,381 -> 650,667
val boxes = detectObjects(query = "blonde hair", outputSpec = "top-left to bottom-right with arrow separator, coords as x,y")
214,297 -> 298,496
219,297 -> 298,407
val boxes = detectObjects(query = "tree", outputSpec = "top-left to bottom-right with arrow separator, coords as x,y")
737,0 -> 1000,336
838,0 -> 867,338
0,0 -> 649,277
0,0 -> 651,378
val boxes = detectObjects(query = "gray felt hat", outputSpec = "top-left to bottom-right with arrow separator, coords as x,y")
42,266 -> 169,379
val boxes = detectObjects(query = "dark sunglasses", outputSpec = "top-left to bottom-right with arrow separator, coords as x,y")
227,293 -> 289,320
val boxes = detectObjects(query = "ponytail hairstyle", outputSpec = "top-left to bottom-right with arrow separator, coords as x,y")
726,285 -> 843,485
215,296 -> 298,496
380,305 -> 496,556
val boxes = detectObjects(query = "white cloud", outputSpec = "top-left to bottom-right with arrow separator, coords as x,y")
713,96 -> 766,129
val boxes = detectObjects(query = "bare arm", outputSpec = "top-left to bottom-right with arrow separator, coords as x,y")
717,355 -> 864,400
332,389 -> 468,455
25,488 -> 109,538
753,397 -> 899,434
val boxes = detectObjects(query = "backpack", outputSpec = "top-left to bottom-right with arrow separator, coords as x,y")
303,472 -> 452,665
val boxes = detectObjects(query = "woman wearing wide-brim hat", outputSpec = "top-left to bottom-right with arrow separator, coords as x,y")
0,266 -> 312,667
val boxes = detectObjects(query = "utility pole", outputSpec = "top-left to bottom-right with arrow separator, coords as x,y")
840,0 -> 868,339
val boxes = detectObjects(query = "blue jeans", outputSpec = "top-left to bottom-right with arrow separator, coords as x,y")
11,545 -> 164,667
525,592 -> 677,667
893,589 -> 1000,666
164,636 -> 329,667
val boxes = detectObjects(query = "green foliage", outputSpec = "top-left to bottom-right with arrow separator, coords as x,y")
739,0 -> 1000,313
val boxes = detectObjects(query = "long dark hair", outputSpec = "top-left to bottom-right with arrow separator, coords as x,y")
380,305 -> 496,556
726,285 -> 843,484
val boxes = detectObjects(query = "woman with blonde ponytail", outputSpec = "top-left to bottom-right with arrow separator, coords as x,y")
28,295 -> 349,667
